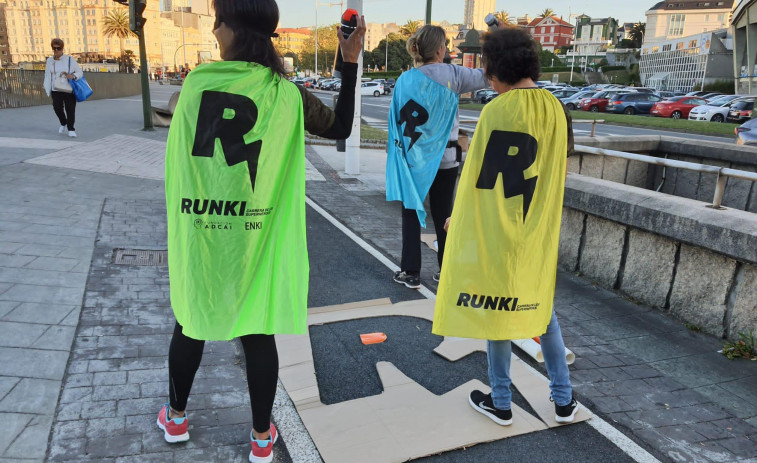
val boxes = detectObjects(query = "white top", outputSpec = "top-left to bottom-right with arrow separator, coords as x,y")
43,54 -> 84,97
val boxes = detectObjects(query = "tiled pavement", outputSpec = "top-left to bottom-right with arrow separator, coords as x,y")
0,129 -> 756,462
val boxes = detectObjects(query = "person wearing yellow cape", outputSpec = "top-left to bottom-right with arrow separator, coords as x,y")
161,1 -> 366,461
433,28 -> 579,426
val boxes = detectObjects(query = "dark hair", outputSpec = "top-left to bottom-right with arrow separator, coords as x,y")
212,0 -> 285,76
481,28 -> 540,85
51,38 -> 64,48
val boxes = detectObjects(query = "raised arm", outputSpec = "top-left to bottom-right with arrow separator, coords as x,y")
300,15 -> 366,140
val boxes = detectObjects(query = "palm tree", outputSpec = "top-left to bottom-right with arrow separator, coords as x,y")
538,8 -> 555,18
494,11 -> 512,25
102,9 -> 135,72
400,19 -> 421,37
629,22 -> 646,48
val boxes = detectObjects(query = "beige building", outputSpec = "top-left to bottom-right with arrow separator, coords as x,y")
0,0 -> 219,72
644,0 -> 736,44
364,22 -> 400,53
463,0 -> 495,30
0,3 -> 9,66
273,27 -> 312,56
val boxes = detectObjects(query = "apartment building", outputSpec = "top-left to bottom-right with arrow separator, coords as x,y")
363,22 -> 399,53
0,3 -> 9,66
573,15 -> 620,55
273,27 -> 312,56
463,0 -> 495,30
644,0 -> 735,44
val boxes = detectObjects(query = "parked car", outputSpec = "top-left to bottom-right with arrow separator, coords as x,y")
386,78 -> 396,88
302,77 -> 318,88
630,87 -> 656,93
726,100 -> 755,123
479,89 -> 499,103
606,93 -> 664,115
650,96 -> 707,119
688,96 -> 753,122
685,90 -> 711,97
474,88 -> 493,101
700,92 -> 726,101
734,117 -> 757,145
658,91 -> 677,99
370,79 -> 392,94
578,90 -> 634,112
551,88 -> 580,99
562,90 -> 596,110
360,81 -> 384,97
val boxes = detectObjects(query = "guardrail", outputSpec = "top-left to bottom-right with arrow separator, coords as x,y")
458,125 -> 757,210
575,145 -> 757,210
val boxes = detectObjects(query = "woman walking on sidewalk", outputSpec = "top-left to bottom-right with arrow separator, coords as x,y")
386,25 -> 492,289
161,1 -> 365,462
43,38 -> 83,138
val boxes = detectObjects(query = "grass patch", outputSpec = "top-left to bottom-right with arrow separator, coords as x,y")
570,111 -> 736,136
360,124 -> 387,141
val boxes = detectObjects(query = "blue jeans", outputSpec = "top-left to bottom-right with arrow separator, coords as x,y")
487,312 -> 572,410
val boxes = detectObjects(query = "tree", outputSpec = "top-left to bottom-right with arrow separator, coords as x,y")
299,24 -> 339,75
102,9 -> 135,73
629,22 -> 646,48
539,49 -> 562,67
365,33 -> 413,71
400,19 -> 421,37
538,8 -> 555,18
494,11 -> 512,25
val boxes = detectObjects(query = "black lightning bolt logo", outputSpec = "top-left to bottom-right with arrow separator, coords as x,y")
398,99 -> 429,151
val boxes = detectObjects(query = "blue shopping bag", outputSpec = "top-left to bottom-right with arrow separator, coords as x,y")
70,76 -> 93,102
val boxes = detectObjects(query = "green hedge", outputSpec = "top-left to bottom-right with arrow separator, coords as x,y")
693,79 -> 736,94
363,71 -> 403,79
541,66 -> 573,72
601,65 -> 626,72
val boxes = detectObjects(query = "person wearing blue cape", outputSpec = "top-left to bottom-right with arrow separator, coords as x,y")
386,25 -> 492,289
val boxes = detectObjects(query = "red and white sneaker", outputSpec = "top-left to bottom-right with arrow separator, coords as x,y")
156,404 -> 189,443
249,423 -> 278,463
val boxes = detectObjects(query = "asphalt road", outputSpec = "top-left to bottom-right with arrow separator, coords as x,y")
305,204 -> 644,463
311,90 -> 735,143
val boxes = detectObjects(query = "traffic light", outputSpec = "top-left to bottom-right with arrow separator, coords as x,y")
111,0 -> 146,32
129,0 -> 147,32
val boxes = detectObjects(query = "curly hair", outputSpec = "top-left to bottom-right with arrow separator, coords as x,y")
481,28 -> 541,85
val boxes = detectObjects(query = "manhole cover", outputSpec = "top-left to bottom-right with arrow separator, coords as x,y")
112,249 -> 168,266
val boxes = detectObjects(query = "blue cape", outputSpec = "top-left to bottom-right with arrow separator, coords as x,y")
385,68 -> 458,227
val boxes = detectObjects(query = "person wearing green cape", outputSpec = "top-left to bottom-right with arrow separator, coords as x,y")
159,1 -> 366,461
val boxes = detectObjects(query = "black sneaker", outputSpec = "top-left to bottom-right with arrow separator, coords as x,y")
432,272 -> 440,282
393,271 -> 420,289
468,390 -> 512,426
553,396 -> 579,423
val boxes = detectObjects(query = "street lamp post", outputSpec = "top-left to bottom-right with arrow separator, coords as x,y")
385,34 -> 388,71
315,0 -> 343,76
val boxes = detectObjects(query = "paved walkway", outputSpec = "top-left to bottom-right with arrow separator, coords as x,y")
0,90 -> 756,462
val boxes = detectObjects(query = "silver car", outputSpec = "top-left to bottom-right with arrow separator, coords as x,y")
561,90 -> 596,110
735,117 -> 757,145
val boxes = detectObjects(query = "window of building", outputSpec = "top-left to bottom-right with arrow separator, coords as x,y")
717,14 -> 725,22
668,14 -> 685,37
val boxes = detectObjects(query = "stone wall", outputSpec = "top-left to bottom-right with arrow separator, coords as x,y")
571,136 -> 757,213
0,70 -> 141,109
560,174 -> 757,339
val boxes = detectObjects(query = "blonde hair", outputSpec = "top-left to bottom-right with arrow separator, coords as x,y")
406,25 -> 447,66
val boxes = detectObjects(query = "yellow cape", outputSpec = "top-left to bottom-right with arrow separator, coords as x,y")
432,89 -> 567,340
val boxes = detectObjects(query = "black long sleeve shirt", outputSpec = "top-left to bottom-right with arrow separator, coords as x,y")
297,62 -> 357,140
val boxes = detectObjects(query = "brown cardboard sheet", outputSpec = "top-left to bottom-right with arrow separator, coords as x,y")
277,298 -> 592,463
420,233 -> 438,252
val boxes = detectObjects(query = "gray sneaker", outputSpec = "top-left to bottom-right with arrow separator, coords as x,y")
393,271 -> 420,289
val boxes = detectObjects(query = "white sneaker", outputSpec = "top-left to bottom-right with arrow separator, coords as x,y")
68,131 -> 77,138
59,125 -> 67,134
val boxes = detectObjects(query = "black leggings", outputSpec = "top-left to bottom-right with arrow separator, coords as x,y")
168,322 -> 279,433
401,166 -> 458,274
51,91 -> 76,131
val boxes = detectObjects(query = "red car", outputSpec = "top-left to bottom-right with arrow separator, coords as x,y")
578,90 -> 633,112
650,96 -> 707,119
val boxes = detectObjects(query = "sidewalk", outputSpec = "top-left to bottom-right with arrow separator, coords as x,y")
0,95 -> 755,462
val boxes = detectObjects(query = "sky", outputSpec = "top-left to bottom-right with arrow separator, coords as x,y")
275,0 -> 649,28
